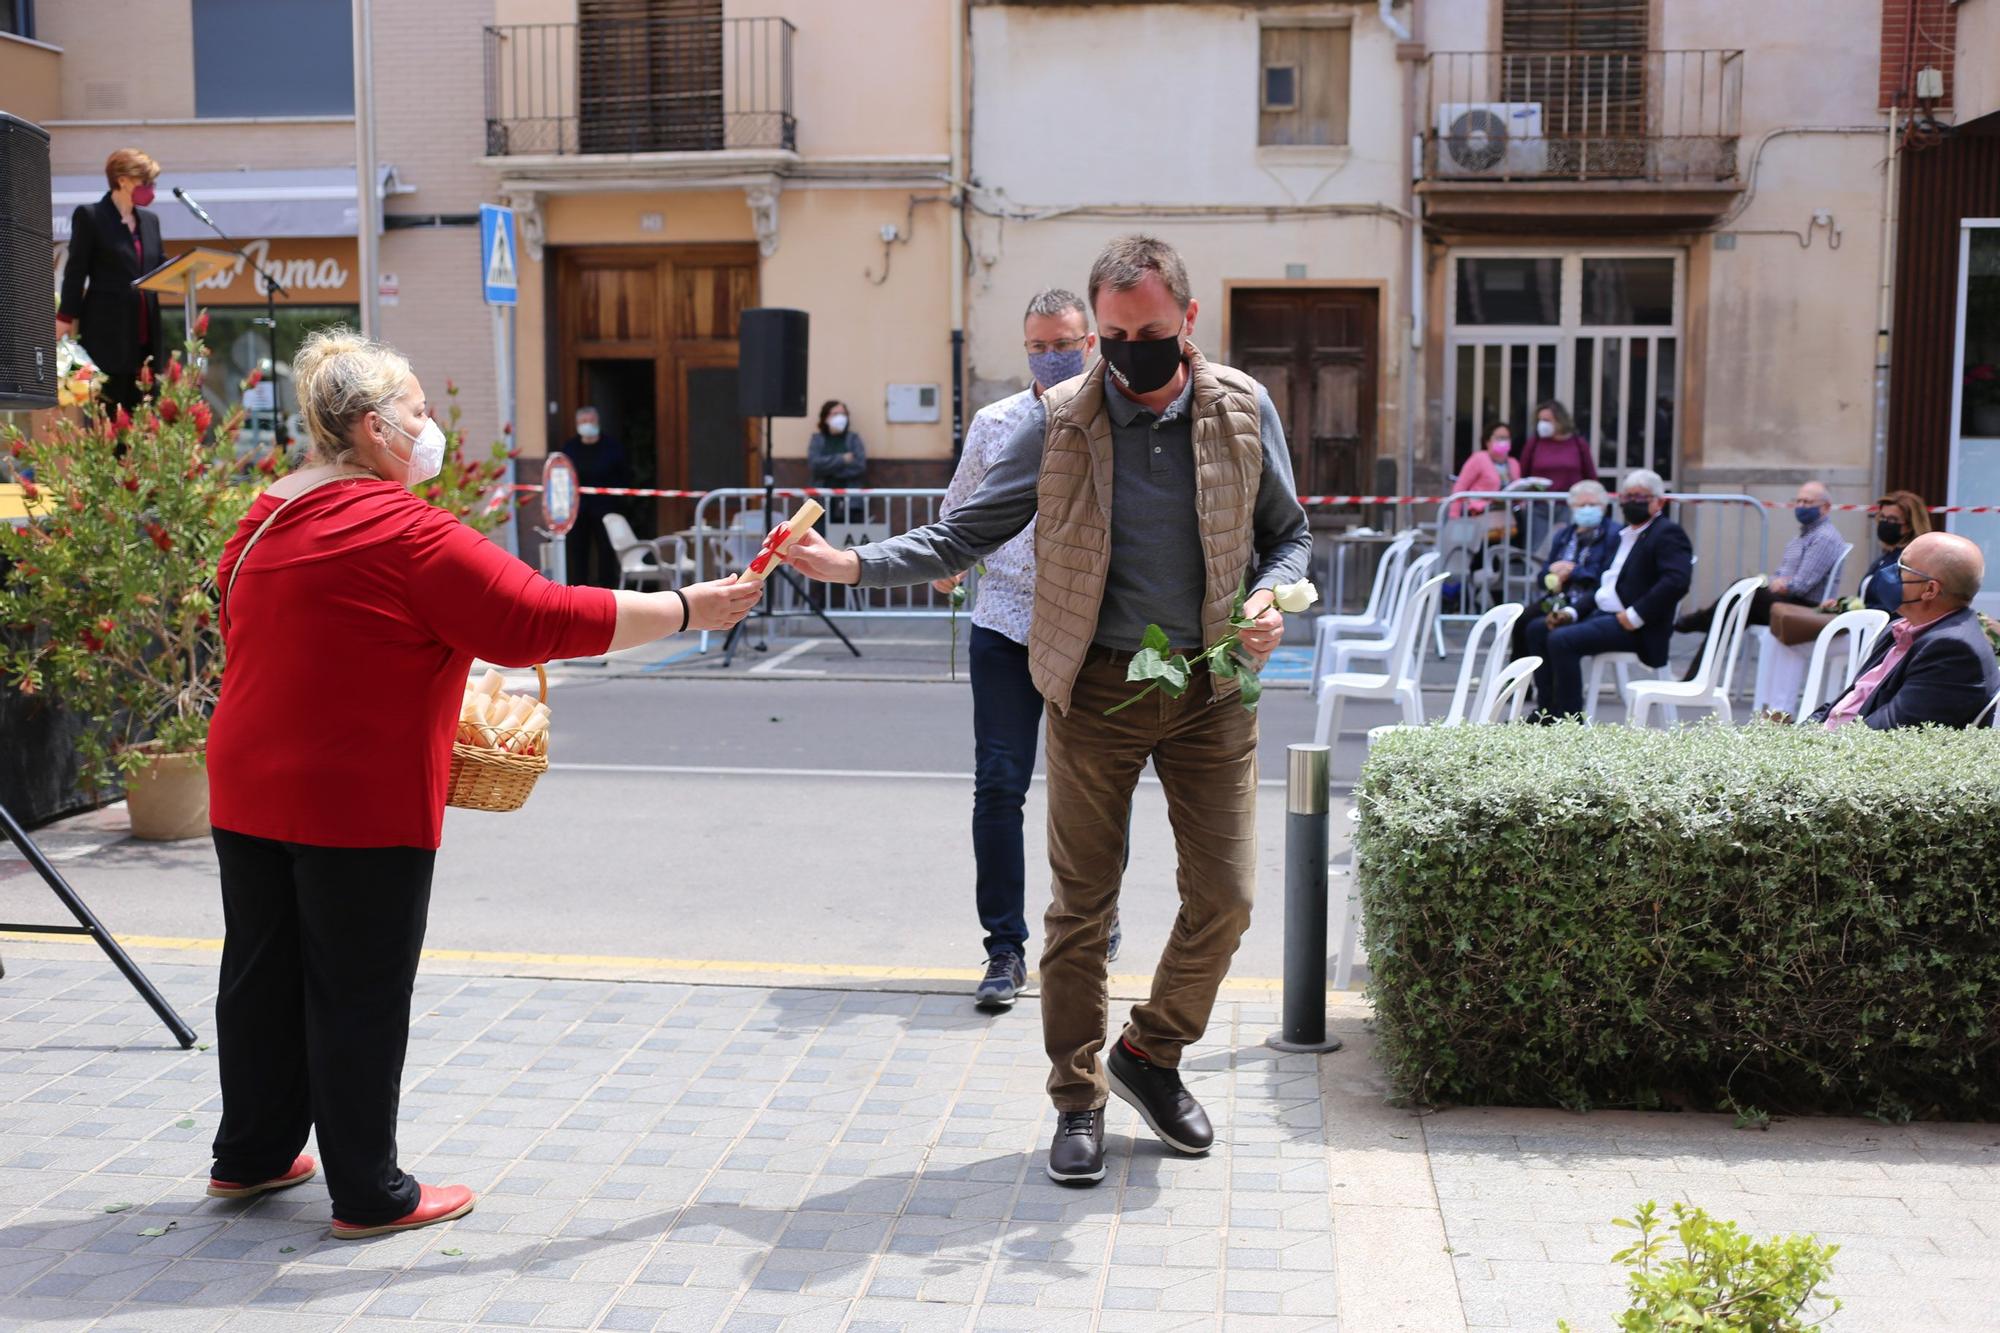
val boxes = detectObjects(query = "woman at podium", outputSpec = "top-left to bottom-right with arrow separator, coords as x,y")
57,148 -> 165,418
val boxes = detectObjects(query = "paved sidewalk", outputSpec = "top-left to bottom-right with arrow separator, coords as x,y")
4,950 -> 1998,1332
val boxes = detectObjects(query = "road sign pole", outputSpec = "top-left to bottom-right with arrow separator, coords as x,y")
494,303 -> 517,557
479,203 -> 521,558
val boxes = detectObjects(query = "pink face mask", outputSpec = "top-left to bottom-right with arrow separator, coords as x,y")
1489,439 -> 1512,459
131,183 -> 156,208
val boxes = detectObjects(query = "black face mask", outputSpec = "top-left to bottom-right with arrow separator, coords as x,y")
1620,497 -> 1655,526
1876,519 -> 1904,546
1099,333 -> 1184,395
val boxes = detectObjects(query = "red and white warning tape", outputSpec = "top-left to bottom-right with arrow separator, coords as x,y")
505,482 -> 1999,515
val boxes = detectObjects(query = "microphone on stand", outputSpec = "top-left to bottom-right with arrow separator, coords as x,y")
172,186 -> 217,231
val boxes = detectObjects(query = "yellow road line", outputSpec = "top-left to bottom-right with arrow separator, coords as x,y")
6,932 -> 1318,992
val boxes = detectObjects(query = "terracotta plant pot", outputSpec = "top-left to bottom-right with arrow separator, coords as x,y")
125,749 -> 210,842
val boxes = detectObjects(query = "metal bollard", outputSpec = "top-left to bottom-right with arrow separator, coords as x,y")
1266,743 -> 1343,1054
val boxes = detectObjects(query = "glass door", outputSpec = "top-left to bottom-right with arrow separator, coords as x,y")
1950,220 -> 2000,616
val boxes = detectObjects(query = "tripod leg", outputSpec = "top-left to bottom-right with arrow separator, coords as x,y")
0,801 -> 198,1049
777,567 -> 862,657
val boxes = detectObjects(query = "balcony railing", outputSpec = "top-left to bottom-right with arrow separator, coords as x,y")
1422,49 -> 1742,184
483,16 -> 795,157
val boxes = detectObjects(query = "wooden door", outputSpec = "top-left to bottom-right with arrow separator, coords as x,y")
555,243 -> 757,534
1229,289 -> 1378,506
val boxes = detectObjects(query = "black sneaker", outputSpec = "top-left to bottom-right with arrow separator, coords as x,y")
973,950 -> 1026,1011
1045,1108 -> 1105,1185
1107,1039 -> 1213,1155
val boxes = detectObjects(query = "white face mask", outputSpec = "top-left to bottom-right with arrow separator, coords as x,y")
577,422 -> 600,441
1536,419 -> 1557,439
386,414 -> 447,486
827,414 -> 849,434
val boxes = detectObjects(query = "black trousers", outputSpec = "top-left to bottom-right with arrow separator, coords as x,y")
210,828 -> 434,1225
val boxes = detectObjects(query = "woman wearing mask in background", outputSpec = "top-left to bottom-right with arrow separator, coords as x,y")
1519,400 -> 1595,555
1442,423 -> 1520,609
1514,479 -> 1622,661
56,148 -> 166,420
808,400 -> 868,522
203,330 -> 760,1239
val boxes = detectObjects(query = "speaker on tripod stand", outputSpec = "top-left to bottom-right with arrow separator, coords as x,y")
0,112 -> 56,414
723,309 -> 860,665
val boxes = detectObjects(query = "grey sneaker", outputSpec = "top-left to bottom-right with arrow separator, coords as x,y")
974,950 -> 1026,1010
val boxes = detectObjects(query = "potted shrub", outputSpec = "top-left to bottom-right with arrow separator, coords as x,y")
0,336 -> 515,840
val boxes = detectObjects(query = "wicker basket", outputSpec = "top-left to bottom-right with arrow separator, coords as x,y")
446,665 -> 550,813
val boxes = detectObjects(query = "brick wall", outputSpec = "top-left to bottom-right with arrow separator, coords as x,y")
1880,0 -> 1957,110
373,0 -> 499,216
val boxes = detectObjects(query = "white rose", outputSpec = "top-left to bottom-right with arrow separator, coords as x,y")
1273,578 -> 1319,614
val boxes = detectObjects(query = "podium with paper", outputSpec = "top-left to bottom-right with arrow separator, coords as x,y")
134,248 -> 236,330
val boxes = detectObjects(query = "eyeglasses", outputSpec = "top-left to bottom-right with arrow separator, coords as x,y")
1895,560 -> 1936,584
1023,337 -> 1089,355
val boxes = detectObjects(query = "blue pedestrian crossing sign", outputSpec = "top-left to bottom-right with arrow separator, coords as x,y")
479,203 -> 518,307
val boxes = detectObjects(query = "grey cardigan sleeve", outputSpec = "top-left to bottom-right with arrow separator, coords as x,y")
1248,385 -> 1313,594
854,402 -> 1044,587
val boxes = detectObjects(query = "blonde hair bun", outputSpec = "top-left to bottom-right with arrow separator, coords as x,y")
293,326 -> 414,467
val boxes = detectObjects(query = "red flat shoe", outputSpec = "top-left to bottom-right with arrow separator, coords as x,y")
206,1154 -> 317,1199
330,1183 -> 475,1240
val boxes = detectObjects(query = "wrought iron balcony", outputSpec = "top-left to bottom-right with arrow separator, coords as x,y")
483,16 -> 795,157
1422,49 -> 1742,185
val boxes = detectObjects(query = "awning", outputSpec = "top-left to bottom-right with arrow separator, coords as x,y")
51,166 -> 404,242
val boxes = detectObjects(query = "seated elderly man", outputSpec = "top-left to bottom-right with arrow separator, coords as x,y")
1812,531 -> 1998,729
1515,479 -> 1622,660
1529,468 -> 1693,720
1674,479 -> 1845,677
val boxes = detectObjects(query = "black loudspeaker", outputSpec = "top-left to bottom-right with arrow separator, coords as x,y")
737,307 -> 808,418
0,113 -> 54,412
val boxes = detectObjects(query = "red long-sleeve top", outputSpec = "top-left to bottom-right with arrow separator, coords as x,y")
209,477 -> 617,849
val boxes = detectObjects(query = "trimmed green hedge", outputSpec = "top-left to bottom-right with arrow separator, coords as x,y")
1355,722 -> 2000,1120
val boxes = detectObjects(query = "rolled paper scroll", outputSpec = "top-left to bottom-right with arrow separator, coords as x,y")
740,499 -> 826,583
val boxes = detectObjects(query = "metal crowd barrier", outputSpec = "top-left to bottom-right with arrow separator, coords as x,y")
685,488 -> 962,635
1426,489 -> 1770,651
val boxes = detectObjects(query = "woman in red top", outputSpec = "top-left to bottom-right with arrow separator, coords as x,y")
204,329 -> 759,1239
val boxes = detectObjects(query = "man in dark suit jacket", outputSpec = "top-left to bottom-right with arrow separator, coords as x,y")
1532,468 -> 1695,718
1811,532 -> 1998,729
57,149 -> 166,419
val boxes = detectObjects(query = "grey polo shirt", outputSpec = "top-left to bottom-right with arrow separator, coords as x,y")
854,370 -> 1313,652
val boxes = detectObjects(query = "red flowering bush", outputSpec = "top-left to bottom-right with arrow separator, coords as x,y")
426,377 -> 516,535
0,333 -> 254,789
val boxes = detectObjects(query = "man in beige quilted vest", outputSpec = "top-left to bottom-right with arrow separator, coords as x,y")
783,236 -> 1312,1187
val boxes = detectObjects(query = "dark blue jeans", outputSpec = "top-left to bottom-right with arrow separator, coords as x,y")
970,625 -> 1042,959
1526,609 -> 1644,717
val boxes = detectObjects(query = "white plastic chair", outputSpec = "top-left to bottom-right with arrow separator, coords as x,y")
1625,575 -> 1765,727
602,512 -> 690,591
1749,542 -> 1854,713
1364,602 -> 1522,751
1314,573 -> 1447,747
1310,531 -> 1416,688
1976,688 -> 2000,729
1327,553 -> 1442,678
1582,554 -> 1698,722
1793,608 -> 1890,723
1483,655 -> 1542,722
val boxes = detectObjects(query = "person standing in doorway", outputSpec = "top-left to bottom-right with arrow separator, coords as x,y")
782,236 -> 1312,1187
1519,400 -> 1595,554
808,400 -> 868,522
936,288 -> 1123,1014
558,407 -> 634,588
57,148 -> 166,422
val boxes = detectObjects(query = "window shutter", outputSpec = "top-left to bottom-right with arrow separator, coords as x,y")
579,0 -> 725,153
1499,0 -> 1648,144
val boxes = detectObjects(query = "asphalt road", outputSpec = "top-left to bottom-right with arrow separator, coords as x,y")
3,673 -> 1400,993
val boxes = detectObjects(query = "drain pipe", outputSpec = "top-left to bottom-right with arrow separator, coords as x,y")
1869,106 -> 1899,502
1397,0 -> 1423,515
1379,0 -> 1411,43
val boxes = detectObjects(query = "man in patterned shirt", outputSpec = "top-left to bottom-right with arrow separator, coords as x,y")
937,288 -> 1114,1011
1674,479 -> 1849,675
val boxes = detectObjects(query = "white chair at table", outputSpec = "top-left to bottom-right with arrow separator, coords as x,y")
1791,607 -> 1890,723
1363,602 -> 1522,752
1325,552 -> 1442,680
1582,554 -> 1698,723
1624,575 -> 1766,727
1749,542 -> 1855,715
1313,572 -> 1448,748
1309,530 -> 1417,692
601,512 -> 692,592
1484,655 -> 1542,721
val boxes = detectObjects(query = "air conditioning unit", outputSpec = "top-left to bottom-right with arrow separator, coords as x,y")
1435,102 -> 1547,178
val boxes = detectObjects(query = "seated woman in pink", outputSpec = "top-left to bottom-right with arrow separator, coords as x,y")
1448,421 -> 1520,518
